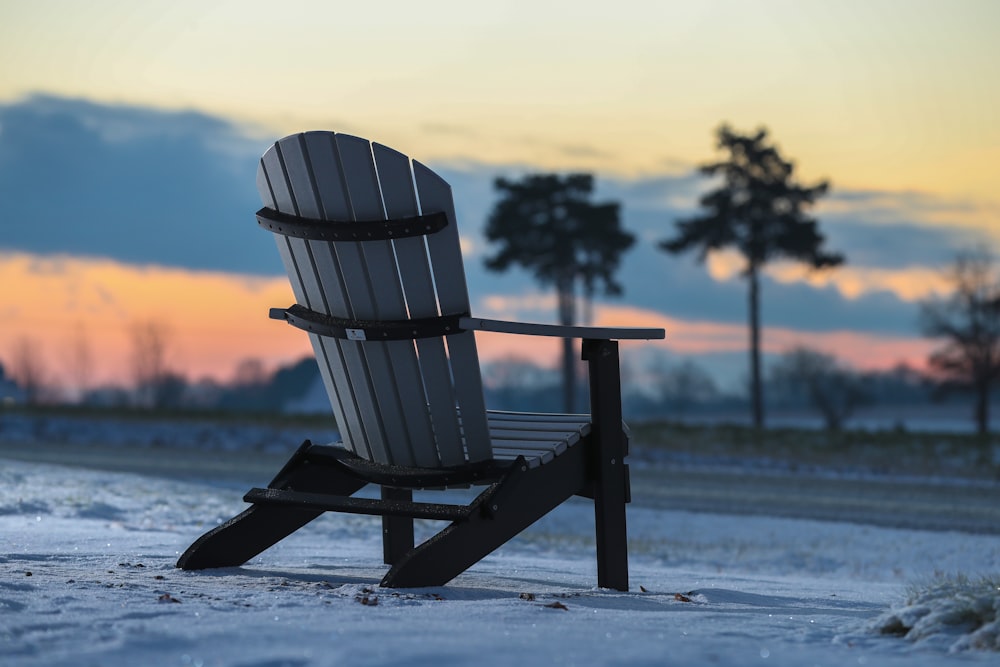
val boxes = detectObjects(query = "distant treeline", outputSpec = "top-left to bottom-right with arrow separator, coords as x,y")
0,348 -> 990,434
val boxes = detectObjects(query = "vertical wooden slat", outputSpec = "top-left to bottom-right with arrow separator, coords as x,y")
372,143 -> 466,466
259,135 -> 385,461
279,136 -> 381,458
257,144 -> 358,454
278,133 -> 395,463
286,135 -> 383,457
332,134 -> 435,466
412,161 -> 492,462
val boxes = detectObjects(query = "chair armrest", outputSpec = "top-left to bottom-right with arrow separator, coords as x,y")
459,317 -> 665,341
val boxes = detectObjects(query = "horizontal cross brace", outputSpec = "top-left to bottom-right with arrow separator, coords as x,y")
257,207 -> 448,242
244,487 -> 473,521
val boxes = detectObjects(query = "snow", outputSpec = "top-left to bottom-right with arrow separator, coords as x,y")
3,426 -> 1000,666
872,575 -> 1000,652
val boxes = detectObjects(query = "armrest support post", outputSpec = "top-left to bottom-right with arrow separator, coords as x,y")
582,338 -> 629,591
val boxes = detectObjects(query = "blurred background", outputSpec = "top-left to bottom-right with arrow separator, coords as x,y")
1,0 -> 998,434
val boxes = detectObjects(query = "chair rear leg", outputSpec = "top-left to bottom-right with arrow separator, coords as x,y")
381,487 -> 415,565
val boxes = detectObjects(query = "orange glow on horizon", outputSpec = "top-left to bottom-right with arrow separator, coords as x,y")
470,301 -> 933,375
0,253 -> 310,389
592,304 -> 934,374
1,253 -> 935,396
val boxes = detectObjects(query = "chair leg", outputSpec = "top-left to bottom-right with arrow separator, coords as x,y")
176,442 -> 366,570
593,461 -> 629,591
381,487 -> 415,565
382,448 -> 587,588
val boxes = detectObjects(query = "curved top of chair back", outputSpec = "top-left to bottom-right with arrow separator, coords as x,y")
256,131 -> 491,466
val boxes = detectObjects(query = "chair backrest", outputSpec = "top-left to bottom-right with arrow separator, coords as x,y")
256,131 -> 492,467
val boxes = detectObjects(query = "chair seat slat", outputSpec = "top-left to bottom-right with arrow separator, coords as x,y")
488,429 -> 580,448
488,411 -> 590,423
489,419 -> 591,435
492,447 -> 556,466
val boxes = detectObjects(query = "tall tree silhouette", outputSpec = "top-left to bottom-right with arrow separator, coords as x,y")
484,173 -> 634,412
920,250 -> 1000,436
660,125 -> 843,428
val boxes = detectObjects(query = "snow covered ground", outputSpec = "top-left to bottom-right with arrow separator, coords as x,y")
2,422 -> 1000,666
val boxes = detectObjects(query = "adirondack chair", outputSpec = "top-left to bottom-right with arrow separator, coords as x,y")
177,131 -> 665,590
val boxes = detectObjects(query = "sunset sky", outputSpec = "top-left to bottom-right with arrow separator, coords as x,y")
1,0 -> 998,394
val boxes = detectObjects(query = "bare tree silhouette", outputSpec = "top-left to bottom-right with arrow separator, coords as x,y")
129,320 -> 173,408
9,337 -> 48,405
651,358 -> 718,419
769,346 -> 868,431
920,250 -> 1000,435
67,321 -> 94,402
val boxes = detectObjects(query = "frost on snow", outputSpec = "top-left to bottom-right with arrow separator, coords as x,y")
874,574 -> 1000,652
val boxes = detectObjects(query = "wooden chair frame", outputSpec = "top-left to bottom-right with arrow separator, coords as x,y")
176,131 -> 664,590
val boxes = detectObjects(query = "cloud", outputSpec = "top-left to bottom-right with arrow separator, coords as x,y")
824,188 -> 987,221
820,204 -> 994,271
599,171 -> 709,210
468,300 -> 934,392
419,122 -> 481,139
0,94 -> 280,274
0,94 -> 984,363
706,249 -> 953,302
555,143 -> 616,160
434,160 -> 945,339
591,303 -> 934,372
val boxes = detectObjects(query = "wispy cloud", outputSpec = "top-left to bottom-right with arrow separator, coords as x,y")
705,250 -> 954,302
419,122 -> 481,139
822,188 -> 1000,242
555,143 -> 617,161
